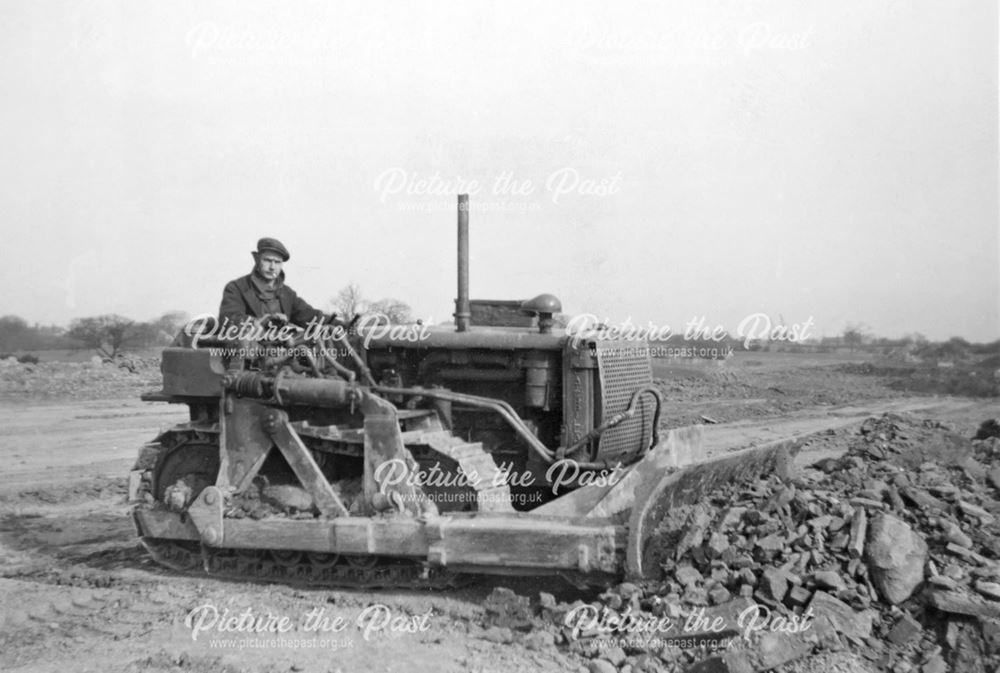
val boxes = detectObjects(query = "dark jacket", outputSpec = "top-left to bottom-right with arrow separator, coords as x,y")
219,272 -> 325,327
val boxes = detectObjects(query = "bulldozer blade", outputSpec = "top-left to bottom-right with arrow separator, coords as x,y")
586,425 -> 705,519
531,425 -> 705,519
625,436 -> 799,580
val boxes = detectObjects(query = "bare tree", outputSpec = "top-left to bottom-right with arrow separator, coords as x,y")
367,298 -> 413,324
842,323 -> 869,352
330,283 -> 367,321
331,284 -> 414,324
68,314 -> 137,360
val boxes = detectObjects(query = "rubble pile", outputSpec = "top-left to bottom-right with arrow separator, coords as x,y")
0,355 -> 161,398
478,414 -> 1000,673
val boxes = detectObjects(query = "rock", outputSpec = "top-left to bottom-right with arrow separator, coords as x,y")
828,516 -> 848,532
720,546 -> 741,566
887,613 -> 922,647
808,515 -> 833,531
632,655 -> 659,673
481,626 -> 514,643
975,581 -> 1000,602
708,586 -> 731,605
675,565 -> 704,588
945,621 -> 960,648
684,586 -> 708,606
901,487 -> 947,512
939,520 -> 973,549
978,534 -> 1000,559
677,505 -> 715,560
786,586 -> 812,607
617,582 -> 641,599
730,553 -> 754,569
601,592 -> 623,610
928,576 -> 958,590
813,571 -> 847,592
764,484 -> 796,513
663,594 -> 683,619
706,532 -> 730,559
756,534 -> 785,552
738,568 -> 757,586
813,456 -> 840,472
709,565 -> 730,584
262,484 -> 315,512
722,632 -> 812,672
945,543 -> 981,563
921,656 -> 946,673
981,618 -> 1000,655
886,487 -> 906,512
719,507 -> 747,531
483,587 -> 533,629
988,467 -> 1000,491
953,622 -> 989,673
760,567 -> 789,603
856,489 -> 884,502
539,592 -> 557,610
809,591 -> 873,640
866,514 -> 927,604
588,660 -> 618,673
925,589 -> 1000,619
830,533 -> 850,551
958,456 -> 988,481
927,484 -> 960,500
849,507 -> 868,559
599,645 -> 627,666
958,500 -> 996,525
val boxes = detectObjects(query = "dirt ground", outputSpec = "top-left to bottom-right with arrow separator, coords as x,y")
0,353 -> 996,673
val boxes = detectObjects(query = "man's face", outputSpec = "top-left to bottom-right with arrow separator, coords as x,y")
254,252 -> 284,281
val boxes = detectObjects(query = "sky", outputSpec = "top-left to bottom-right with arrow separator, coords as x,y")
0,0 -> 997,342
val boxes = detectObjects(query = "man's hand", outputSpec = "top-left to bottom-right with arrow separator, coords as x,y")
260,312 -> 289,328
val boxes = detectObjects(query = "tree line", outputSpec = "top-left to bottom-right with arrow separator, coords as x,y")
0,312 -> 190,361
1,284 -> 415,361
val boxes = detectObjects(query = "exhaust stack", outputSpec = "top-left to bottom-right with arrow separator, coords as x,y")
455,194 -> 471,332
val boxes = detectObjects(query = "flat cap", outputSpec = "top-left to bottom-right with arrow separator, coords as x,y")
255,237 -> 289,261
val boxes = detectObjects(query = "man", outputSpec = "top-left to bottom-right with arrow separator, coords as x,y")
219,237 -> 325,330
216,238 -> 328,372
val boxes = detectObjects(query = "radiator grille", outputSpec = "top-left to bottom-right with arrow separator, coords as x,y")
595,341 -> 654,461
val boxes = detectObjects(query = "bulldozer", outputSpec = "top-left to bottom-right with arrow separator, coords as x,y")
129,195 -> 794,588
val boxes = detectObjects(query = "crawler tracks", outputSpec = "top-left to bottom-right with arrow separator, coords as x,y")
141,538 -> 468,589
136,423 -> 511,587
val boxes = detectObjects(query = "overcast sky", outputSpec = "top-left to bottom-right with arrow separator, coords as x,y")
1,1 -> 997,341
